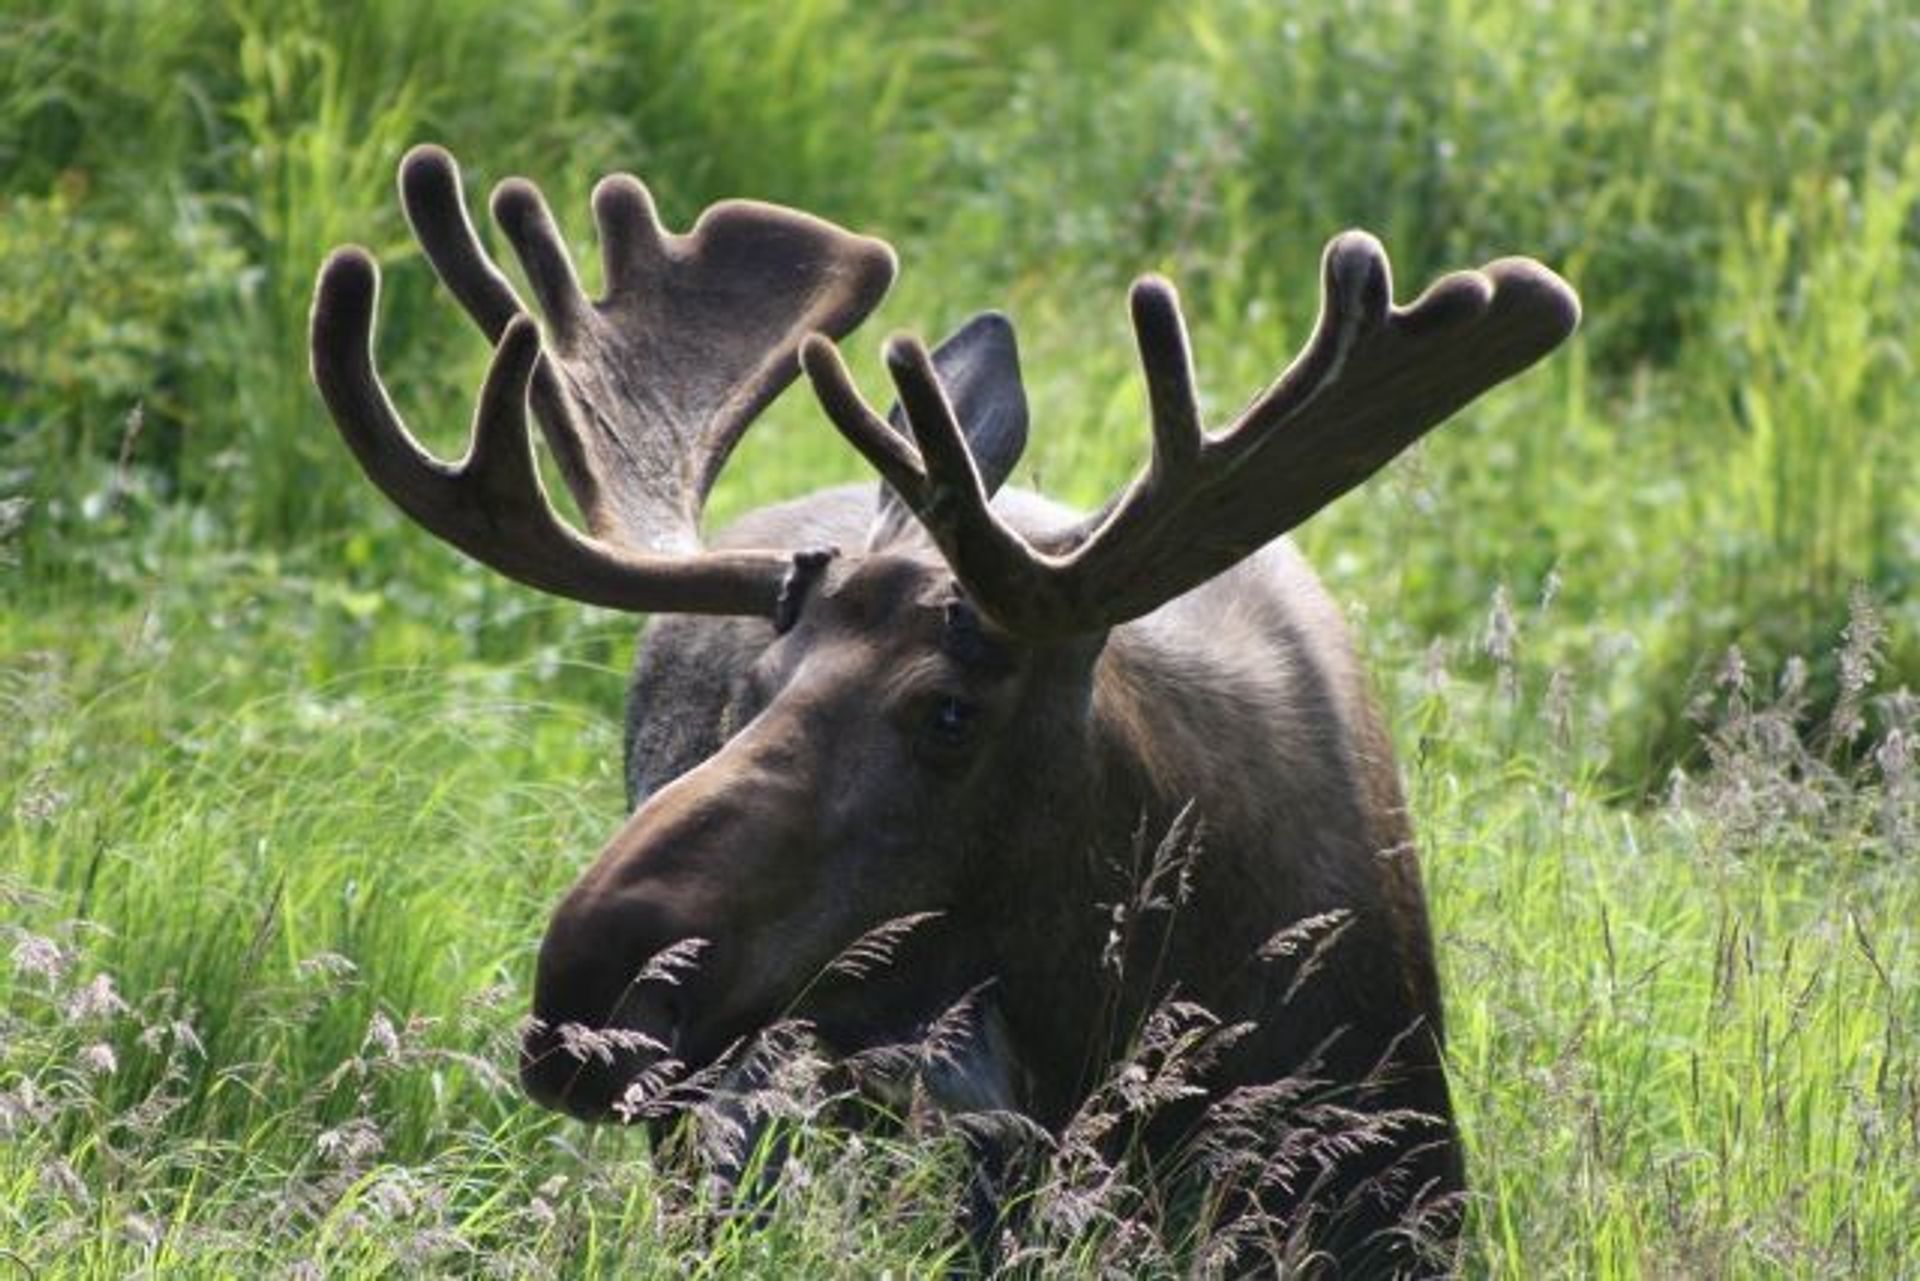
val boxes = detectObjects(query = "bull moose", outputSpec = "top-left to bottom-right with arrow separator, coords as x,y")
309,145 -> 1577,1272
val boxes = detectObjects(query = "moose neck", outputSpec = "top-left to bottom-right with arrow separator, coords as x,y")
959,620 -> 1238,1126
972,575 -> 1397,1125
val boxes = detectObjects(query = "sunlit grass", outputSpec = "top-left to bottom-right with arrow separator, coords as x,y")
4,567 -> 1915,1275
4,0 -> 1919,1274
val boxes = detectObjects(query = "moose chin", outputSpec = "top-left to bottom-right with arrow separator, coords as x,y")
310,143 -> 1577,1274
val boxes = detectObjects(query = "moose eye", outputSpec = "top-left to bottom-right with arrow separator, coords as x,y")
923,694 -> 980,750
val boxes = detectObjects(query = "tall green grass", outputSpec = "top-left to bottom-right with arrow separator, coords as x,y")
4,0 -> 1919,1274
3,560 -> 1914,1275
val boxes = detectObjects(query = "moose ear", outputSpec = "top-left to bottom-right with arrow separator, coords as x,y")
870,311 -> 1028,549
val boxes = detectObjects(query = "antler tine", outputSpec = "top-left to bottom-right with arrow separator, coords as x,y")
797,334 -> 928,504
1128,276 -> 1204,484
398,144 -> 612,536
840,233 -> 1578,640
398,144 -> 522,341
881,336 -> 990,516
311,248 -> 456,506
1215,232 -> 1467,476
876,337 -> 1044,595
590,174 -> 664,298
800,331 -> 1055,606
491,178 -> 592,344
465,316 -> 547,504
310,246 -> 796,617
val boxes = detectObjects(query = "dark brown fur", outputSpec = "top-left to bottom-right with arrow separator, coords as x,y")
525,484 -> 1460,1271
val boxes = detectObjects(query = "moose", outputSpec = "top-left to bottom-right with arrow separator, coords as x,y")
310,144 -> 1577,1271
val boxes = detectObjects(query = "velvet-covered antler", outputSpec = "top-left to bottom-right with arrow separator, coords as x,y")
310,145 -> 896,617
803,231 -> 1578,638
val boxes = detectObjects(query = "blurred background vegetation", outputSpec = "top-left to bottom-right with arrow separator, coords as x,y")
4,0 -> 1915,781
3,2 -> 1918,1274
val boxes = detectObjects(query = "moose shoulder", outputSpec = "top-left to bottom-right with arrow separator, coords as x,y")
310,144 -> 1578,1271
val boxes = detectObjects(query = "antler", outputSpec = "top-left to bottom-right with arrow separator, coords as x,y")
802,231 -> 1579,639
311,145 -> 896,617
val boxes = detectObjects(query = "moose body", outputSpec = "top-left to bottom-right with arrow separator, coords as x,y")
619,483 -> 1451,1144
311,145 -> 1576,1272
539,472 -> 1467,1270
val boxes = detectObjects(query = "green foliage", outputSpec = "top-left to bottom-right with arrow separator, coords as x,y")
3,0 -> 1919,1273
5,0 -> 1916,769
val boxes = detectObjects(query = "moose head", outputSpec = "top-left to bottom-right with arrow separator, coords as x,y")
312,144 -> 1577,1261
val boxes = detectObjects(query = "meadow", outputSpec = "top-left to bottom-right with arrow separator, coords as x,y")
2,0 -> 1917,1274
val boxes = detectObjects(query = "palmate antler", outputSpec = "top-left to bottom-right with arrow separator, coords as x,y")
802,232 -> 1580,639
310,145 -> 895,617
314,147 -> 1576,637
